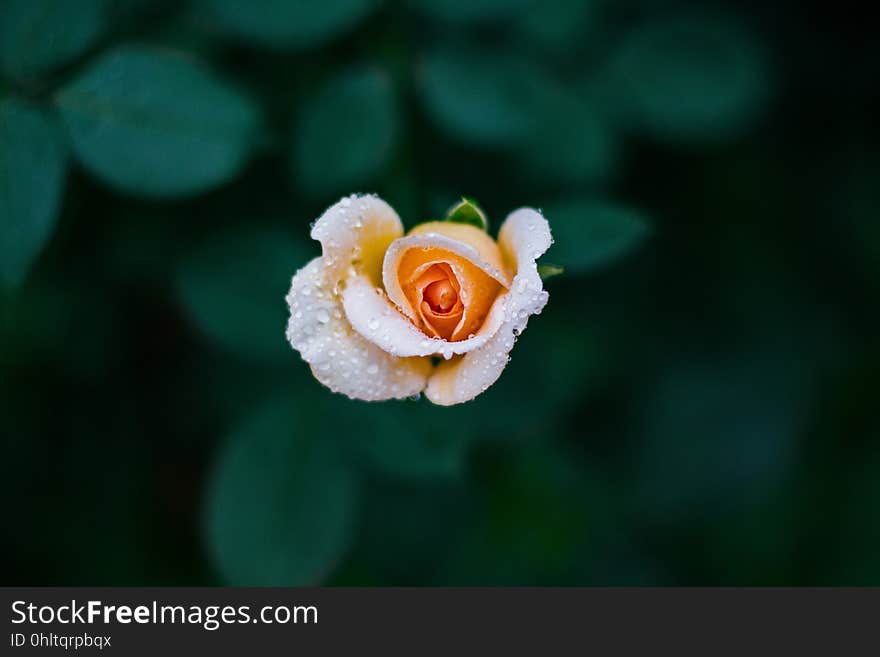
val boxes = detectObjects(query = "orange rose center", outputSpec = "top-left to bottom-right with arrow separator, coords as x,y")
405,262 -> 465,341
424,279 -> 457,313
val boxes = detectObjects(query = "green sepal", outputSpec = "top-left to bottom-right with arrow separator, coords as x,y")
538,263 -> 565,281
443,196 -> 489,231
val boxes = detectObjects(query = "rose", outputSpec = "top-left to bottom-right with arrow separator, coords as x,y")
285,194 -> 552,405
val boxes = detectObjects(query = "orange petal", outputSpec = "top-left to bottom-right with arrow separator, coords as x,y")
397,248 -> 502,341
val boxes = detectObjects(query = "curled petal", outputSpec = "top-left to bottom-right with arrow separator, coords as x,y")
286,258 -> 432,401
407,221 -> 509,277
342,273 -> 506,359
311,194 -> 404,286
382,232 -> 510,320
425,208 -> 553,405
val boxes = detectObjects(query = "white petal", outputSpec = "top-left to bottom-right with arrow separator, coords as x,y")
424,208 -> 553,405
286,258 -> 431,401
382,232 -> 510,321
342,273 -> 506,359
311,194 -> 404,286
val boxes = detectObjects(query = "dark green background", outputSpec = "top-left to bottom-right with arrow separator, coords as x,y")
2,0 -> 878,585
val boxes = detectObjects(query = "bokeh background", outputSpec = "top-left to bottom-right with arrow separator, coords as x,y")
2,0 -> 878,586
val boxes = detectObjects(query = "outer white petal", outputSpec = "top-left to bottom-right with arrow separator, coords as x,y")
424,208 -> 552,406
286,257 -> 431,401
341,274 -> 506,359
311,194 -> 404,286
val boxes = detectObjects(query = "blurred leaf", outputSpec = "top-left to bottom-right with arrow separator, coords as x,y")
517,86 -> 620,186
444,197 -> 488,231
56,45 -> 262,198
408,0 -> 531,23
205,398 -> 358,585
0,97 -> 67,289
418,47 -> 541,146
195,0 -> 379,49
345,400 -> 476,480
291,67 -> 397,197
603,14 -> 770,142
177,225 -> 311,362
0,0 -> 108,80
542,199 -> 651,275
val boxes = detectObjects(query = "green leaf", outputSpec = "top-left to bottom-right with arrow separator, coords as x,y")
542,199 -> 651,274
538,263 -> 565,280
0,97 -> 67,289
419,47 -> 542,146
176,225 -> 311,362
603,14 -> 770,142
205,399 -> 357,585
444,197 -> 488,231
195,0 -> 379,49
0,0 -> 108,80
55,45 -> 262,198
291,68 -> 397,198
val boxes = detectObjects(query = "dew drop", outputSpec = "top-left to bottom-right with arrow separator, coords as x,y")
316,309 -> 330,324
